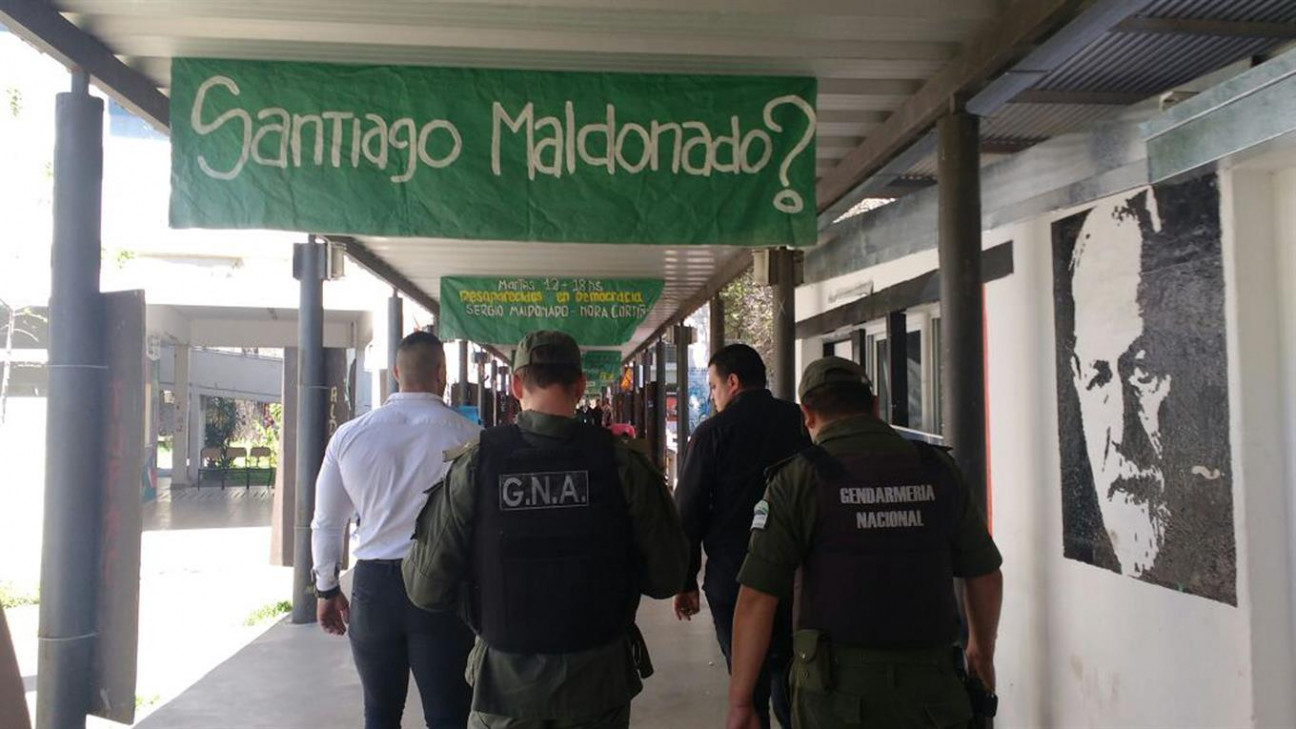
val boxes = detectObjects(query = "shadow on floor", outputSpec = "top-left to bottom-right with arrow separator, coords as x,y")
137,590 -> 731,729
143,485 -> 275,531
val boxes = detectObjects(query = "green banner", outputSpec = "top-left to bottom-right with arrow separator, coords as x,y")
170,58 -> 816,247
583,350 -> 623,394
439,277 -> 663,346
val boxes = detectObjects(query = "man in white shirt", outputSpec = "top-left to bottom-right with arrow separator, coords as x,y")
312,331 -> 481,729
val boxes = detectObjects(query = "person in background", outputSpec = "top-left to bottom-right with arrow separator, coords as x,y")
312,331 -> 480,729
404,330 -> 689,729
673,343 -> 809,729
726,357 -> 1003,729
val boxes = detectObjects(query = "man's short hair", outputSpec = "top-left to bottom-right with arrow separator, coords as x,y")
708,343 -> 767,389
800,382 -> 875,420
517,362 -> 583,391
396,331 -> 445,388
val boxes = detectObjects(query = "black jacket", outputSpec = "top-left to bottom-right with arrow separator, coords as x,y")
674,389 -> 810,595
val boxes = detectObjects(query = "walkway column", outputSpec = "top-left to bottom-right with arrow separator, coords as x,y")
771,248 -> 797,401
887,310 -> 909,428
709,295 -> 725,356
654,340 -> 667,471
387,288 -> 402,397
291,237 -> 327,624
171,344 -> 192,486
37,70 -> 104,729
457,340 -> 469,406
674,324 -> 691,482
937,111 -> 988,510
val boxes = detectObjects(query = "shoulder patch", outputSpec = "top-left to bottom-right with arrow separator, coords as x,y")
443,436 -> 480,463
751,499 -> 770,531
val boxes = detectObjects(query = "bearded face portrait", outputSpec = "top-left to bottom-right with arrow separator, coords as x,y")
1052,173 -> 1236,605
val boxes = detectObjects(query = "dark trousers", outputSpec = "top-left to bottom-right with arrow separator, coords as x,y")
706,585 -> 793,729
349,560 -> 475,729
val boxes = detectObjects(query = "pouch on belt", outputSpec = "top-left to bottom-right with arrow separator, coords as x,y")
791,629 -> 834,692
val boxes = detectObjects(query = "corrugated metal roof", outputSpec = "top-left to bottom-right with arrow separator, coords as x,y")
1037,0 -> 1296,94
1143,0 -> 1296,23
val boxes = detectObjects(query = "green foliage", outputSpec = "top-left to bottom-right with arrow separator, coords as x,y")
719,268 -> 775,367
0,581 -> 39,608
203,396 -> 242,466
135,693 -> 161,709
5,87 -> 20,119
243,599 -> 292,626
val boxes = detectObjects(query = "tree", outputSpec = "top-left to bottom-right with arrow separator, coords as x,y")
718,268 -> 775,367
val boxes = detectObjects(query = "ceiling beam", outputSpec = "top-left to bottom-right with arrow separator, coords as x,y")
77,15 -> 956,63
815,0 -> 1090,212
980,137 -> 1048,154
0,0 -> 170,131
1116,17 -> 1296,39
623,251 -> 752,363
325,236 -> 440,318
1011,89 -> 1148,105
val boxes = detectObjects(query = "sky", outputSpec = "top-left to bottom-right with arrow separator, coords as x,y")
0,29 -> 411,321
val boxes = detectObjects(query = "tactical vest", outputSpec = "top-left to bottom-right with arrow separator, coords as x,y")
795,443 -> 961,649
471,423 -> 637,654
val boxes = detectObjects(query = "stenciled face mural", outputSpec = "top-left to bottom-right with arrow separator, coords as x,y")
1051,173 -> 1236,604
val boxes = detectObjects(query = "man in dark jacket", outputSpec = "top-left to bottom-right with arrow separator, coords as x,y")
673,344 -> 809,729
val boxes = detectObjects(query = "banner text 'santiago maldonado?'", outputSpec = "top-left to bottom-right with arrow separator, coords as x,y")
170,59 -> 817,246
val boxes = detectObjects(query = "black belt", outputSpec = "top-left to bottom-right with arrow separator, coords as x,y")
357,558 -> 404,566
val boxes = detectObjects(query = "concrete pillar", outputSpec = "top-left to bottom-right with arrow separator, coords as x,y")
171,344 -> 192,486
291,239 -> 327,624
387,289 -> 402,397
709,295 -> 725,356
270,351 -> 298,567
675,325 -> 691,483
887,310 -> 909,428
771,249 -> 797,401
937,111 -> 988,510
456,339 -> 469,406
37,70 -> 104,729
655,340 -> 668,471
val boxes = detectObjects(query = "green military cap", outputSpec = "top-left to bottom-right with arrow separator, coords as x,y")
798,356 -> 873,400
513,330 -> 582,370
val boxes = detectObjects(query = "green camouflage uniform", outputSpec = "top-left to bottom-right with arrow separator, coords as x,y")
403,410 -> 688,729
738,414 -> 1002,729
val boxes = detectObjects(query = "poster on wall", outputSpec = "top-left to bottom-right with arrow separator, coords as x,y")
1051,173 -> 1236,605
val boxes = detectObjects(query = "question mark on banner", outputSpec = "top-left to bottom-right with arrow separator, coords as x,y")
763,95 -> 817,214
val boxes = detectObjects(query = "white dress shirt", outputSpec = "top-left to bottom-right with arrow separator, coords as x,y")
311,392 -> 481,591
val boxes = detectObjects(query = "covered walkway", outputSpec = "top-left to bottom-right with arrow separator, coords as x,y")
3,0 -> 1296,727
136,595 -> 728,729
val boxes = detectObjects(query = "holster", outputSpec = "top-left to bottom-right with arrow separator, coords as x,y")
791,629 -> 834,692
629,624 -> 654,679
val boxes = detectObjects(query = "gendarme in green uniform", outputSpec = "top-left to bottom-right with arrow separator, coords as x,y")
403,333 -> 688,729
737,361 -> 1002,729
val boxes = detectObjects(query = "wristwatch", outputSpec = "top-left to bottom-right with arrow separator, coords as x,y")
315,585 -> 342,600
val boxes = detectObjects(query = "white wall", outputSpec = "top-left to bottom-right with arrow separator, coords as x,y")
794,173 -> 1296,726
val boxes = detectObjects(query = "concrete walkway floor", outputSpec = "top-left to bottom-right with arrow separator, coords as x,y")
137,593 -> 731,729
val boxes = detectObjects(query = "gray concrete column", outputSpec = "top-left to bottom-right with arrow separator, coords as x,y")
674,325 -> 691,483
171,344 -> 192,486
291,238 -> 327,624
37,70 -> 105,729
387,289 -> 402,397
937,111 -> 987,510
654,340 -> 668,471
771,249 -> 797,401
456,340 -> 469,406
709,295 -> 725,356
887,310 -> 909,428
